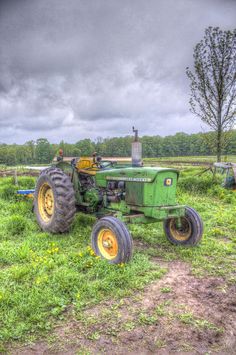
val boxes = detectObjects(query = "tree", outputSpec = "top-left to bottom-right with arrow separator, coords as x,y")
75,139 -> 95,156
25,140 -> 36,163
35,138 -> 53,163
186,27 -> 236,161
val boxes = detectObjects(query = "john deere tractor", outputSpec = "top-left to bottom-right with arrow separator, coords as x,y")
34,129 -> 203,264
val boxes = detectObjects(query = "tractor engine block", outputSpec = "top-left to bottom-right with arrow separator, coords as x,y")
106,180 -> 125,203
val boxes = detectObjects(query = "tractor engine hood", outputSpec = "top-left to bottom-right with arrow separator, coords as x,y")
95,167 -> 179,187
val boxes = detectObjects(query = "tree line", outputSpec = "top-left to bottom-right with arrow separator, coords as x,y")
0,130 -> 236,165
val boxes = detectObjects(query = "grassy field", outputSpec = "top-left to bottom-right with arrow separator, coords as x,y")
144,155 -> 236,163
0,165 -> 236,353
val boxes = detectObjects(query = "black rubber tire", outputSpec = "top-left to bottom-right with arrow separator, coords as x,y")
91,216 -> 133,264
163,206 -> 203,246
34,167 -> 76,233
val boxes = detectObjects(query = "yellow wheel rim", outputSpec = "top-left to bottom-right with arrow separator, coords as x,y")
97,228 -> 118,260
38,182 -> 54,222
169,217 -> 192,241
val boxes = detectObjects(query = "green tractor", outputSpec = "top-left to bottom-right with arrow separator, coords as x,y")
34,129 -> 203,264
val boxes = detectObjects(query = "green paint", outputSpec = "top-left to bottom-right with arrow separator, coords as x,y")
56,162 -> 184,223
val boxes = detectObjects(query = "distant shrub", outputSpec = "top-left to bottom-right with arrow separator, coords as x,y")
0,177 -> 14,186
5,214 -> 28,236
208,185 -> 236,203
178,173 -> 236,203
17,177 -> 36,189
0,184 -> 19,200
0,176 -> 36,200
178,174 -> 222,194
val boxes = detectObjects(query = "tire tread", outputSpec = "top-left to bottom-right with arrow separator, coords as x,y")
34,167 -> 76,233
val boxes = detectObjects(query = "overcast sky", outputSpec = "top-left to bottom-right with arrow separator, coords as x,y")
0,0 -> 235,144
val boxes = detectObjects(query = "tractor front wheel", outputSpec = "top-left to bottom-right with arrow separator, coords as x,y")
91,216 -> 133,264
34,167 -> 76,233
163,206 -> 203,246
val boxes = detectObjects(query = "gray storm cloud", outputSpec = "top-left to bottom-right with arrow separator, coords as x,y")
0,0 -> 235,143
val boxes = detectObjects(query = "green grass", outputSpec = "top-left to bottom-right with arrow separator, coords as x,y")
144,155 -> 236,163
131,180 -> 236,280
177,312 -> 223,333
0,177 -> 165,348
0,168 -> 235,349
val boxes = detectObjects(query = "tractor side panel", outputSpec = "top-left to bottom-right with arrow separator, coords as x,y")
149,171 -> 178,206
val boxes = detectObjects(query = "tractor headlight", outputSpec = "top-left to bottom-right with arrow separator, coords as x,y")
164,178 -> 173,186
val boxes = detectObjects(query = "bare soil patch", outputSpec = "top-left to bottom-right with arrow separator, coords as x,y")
10,260 -> 236,355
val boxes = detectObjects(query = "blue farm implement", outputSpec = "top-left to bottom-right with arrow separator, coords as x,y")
17,189 -> 35,198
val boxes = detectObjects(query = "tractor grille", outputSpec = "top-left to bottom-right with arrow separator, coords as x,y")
125,171 -> 178,207
125,182 -> 144,206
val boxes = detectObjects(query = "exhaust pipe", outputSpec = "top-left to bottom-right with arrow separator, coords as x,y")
132,127 -> 142,167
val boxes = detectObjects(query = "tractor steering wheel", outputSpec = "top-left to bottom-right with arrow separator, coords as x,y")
100,161 -> 116,169
91,161 -> 116,169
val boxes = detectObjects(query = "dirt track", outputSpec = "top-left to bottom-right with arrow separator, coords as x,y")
11,260 -> 236,355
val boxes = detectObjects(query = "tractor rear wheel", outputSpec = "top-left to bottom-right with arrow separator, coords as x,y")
163,206 -> 203,246
34,167 -> 76,233
91,216 -> 133,264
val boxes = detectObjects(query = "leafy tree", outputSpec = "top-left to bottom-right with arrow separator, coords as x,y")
75,139 -> 95,156
95,137 -> 107,156
25,141 -> 36,163
142,136 -> 159,157
58,141 -> 81,157
35,138 -> 53,163
0,145 -> 17,165
186,27 -> 236,161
